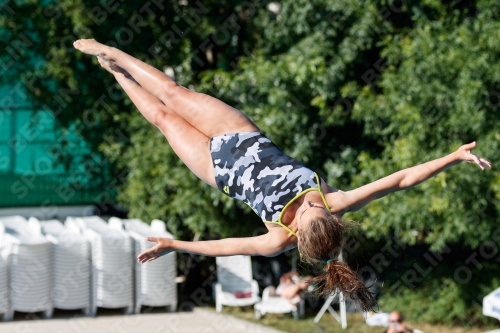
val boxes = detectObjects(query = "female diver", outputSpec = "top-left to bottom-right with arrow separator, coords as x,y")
73,39 -> 492,310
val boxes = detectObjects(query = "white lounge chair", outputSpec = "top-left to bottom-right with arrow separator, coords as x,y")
254,284 -> 305,320
66,216 -> 134,316
35,218 -> 91,314
214,255 -> 260,312
109,217 -> 177,313
0,223 -> 9,321
0,215 -> 53,320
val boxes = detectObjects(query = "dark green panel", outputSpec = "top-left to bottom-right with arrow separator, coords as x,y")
0,84 -> 114,207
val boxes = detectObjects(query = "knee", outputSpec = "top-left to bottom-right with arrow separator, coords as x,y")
152,108 -> 174,127
161,80 -> 182,100
161,81 -> 194,103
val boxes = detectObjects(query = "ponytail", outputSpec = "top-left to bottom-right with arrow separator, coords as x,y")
298,212 -> 377,311
312,260 -> 376,312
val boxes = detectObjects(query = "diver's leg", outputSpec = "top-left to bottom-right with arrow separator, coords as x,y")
98,57 -> 216,188
74,39 -> 260,138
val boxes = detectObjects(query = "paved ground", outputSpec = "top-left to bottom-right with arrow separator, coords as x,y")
0,308 -> 285,333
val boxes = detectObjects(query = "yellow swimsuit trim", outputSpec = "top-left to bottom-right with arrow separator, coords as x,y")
263,173 -> 331,237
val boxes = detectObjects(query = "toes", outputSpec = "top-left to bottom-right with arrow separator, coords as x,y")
72,38 -> 101,55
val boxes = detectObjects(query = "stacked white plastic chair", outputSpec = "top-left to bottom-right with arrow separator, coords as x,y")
66,216 -> 133,316
214,255 -> 260,312
0,215 -> 53,320
0,222 -> 9,321
109,218 -> 177,313
34,218 -> 91,314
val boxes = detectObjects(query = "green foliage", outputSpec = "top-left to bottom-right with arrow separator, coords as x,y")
350,0 -> 500,251
380,272 -> 500,326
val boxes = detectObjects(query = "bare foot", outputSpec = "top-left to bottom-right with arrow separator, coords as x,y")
73,38 -> 113,61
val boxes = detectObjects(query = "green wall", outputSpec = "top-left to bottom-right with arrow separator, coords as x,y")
0,85 -> 113,207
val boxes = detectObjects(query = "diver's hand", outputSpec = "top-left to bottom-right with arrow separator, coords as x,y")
455,141 -> 492,170
137,237 -> 173,264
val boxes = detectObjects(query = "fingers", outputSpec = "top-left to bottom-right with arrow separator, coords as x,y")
464,141 -> 477,150
143,255 -> 158,263
139,255 -> 158,264
462,141 -> 492,171
137,249 -> 149,262
138,238 -> 164,264
137,247 -> 159,264
478,157 -> 492,169
469,151 -> 493,170
470,154 -> 484,170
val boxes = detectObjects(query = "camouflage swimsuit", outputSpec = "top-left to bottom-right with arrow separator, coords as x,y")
210,132 -> 331,237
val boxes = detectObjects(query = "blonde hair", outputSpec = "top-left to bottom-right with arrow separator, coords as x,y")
298,213 -> 377,311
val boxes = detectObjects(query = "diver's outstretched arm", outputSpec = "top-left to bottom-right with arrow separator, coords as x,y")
327,142 -> 491,213
137,233 -> 287,263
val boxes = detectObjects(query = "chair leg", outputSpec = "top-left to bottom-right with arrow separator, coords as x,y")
292,309 -> 299,320
124,304 -> 134,315
254,308 -> 262,319
216,301 -> 222,313
299,300 -> 305,318
83,307 -> 92,317
166,302 -> 177,313
43,308 -> 53,319
2,310 -> 13,322
89,305 -> 97,317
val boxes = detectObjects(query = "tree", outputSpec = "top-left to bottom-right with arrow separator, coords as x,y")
350,0 -> 500,251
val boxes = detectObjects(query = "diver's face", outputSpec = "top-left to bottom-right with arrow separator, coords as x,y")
296,200 -> 329,232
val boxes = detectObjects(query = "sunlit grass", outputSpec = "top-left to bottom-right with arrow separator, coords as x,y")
211,306 -> 493,333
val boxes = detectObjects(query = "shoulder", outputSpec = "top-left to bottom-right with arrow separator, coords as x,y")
319,178 -> 350,215
325,191 -> 350,215
258,229 -> 297,257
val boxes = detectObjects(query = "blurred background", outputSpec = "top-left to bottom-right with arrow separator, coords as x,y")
0,0 -> 499,331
